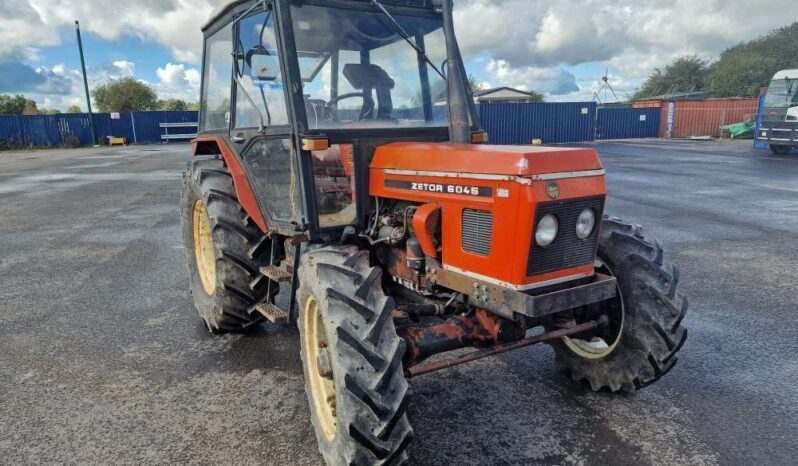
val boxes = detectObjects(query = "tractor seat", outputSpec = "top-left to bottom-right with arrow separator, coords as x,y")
343,64 -> 394,119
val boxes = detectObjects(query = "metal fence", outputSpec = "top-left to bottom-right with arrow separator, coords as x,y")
595,107 -> 661,140
1,104 -> 668,148
0,111 -> 199,147
479,102 -> 597,144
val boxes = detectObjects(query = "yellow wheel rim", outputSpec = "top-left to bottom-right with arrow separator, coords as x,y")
303,296 -> 337,441
192,200 -> 217,295
562,260 -> 625,360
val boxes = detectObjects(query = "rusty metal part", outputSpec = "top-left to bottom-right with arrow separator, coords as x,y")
432,267 -> 617,320
407,315 -> 609,378
401,309 -> 525,366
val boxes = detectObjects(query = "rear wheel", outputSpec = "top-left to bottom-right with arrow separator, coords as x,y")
551,218 -> 688,392
770,144 -> 792,155
297,246 -> 413,466
180,155 -> 276,333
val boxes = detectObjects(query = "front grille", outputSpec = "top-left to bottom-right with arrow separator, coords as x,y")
760,123 -> 798,143
527,197 -> 605,276
462,209 -> 493,256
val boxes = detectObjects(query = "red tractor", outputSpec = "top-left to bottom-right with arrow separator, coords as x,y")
181,0 -> 688,464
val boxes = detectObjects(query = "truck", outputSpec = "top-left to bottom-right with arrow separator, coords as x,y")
759,69 -> 798,154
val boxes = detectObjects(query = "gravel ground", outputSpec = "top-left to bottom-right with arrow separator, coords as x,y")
0,140 -> 796,466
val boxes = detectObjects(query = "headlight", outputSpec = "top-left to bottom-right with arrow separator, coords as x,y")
575,208 -> 596,240
535,214 -> 558,247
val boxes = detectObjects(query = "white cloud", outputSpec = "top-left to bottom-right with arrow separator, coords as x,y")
484,59 -> 578,95
2,0 -> 797,109
113,61 -> 136,77
155,62 -> 202,102
10,0 -> 224,64
455,0 -> 798,97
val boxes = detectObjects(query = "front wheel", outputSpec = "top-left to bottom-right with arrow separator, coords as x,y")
297,246 -> 413,466
770,144 -> 792,155
551,218 -> 688,392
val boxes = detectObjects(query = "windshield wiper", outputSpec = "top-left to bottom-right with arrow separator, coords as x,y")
370,0 -> 446,80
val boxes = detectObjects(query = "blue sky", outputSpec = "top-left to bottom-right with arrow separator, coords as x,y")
2,0 -> 796,111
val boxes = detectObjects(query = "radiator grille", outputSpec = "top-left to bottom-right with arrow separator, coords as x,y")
527,197 -> 605,276
462,209 -> 494,256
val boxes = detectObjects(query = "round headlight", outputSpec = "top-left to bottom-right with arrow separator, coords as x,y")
575,208 -> 596,240
535,214 -> 559,247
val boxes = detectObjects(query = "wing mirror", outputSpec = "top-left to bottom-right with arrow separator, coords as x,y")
247,46 -> 280,81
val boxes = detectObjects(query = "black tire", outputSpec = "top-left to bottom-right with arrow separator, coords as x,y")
551,218 -> 688,392
297,246 -> 413,466
770,144 -> 792,155
180,155 -> 276,333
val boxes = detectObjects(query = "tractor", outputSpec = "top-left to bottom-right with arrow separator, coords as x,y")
181,0 -> 688,464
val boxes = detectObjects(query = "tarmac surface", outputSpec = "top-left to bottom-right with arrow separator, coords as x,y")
0,139 -> 796,465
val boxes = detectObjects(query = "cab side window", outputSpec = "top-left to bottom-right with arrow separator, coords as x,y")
200,23 -> 233,132
235,11 -> 289,128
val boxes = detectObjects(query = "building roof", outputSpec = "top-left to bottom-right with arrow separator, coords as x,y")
473,87 -> 536,98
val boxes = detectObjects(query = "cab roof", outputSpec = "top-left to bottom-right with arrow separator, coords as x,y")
204,0 -> 249,30
203,0 -> 436,31
773,69 -> 798,80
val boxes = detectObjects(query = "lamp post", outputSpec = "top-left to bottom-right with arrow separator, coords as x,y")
75,20 -> 98,147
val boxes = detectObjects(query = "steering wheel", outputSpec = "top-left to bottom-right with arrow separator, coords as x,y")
327,93 -> 376,121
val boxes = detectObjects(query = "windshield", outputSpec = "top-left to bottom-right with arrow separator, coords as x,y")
765,78 -> 798,108
291,3 -> 448,130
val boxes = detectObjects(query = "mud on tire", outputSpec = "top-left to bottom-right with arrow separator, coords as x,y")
551,218 -> 688,392
180,155 -> 276,333
297,246 -> 413,466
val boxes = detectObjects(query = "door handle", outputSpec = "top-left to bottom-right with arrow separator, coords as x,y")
231,136 -> 246,144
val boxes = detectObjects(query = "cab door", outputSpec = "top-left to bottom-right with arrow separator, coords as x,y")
230,5 -> 304,231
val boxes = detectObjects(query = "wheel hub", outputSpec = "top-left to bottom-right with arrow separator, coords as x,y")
303,296 -> 337,441
192,200 -> 216,295
562,259 -> 625,360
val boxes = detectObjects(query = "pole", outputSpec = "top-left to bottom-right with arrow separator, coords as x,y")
75,21 -> 98,147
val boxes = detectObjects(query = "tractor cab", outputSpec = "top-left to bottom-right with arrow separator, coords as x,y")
198,0 -> 475,239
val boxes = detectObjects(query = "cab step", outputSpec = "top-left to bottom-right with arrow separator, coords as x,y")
260,265 -> 293,283
255,303 -> 289,324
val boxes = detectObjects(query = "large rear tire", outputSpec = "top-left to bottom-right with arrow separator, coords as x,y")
180,155 -> 276,333
297,246 -> 413,466
551,218 -> 688,392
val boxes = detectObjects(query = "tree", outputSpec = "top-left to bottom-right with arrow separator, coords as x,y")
633,55 -> 709,100
708,22 -> 798,97
67,105 -> 82,113
92,77 -> 158,112
0,94 -> 37,115
523,90 -> 545,103
158,99 -> 189,111
186,102 -> 201,111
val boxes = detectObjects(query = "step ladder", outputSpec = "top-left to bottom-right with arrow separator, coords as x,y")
255,303 -> 289,324
261,265 -> 293,283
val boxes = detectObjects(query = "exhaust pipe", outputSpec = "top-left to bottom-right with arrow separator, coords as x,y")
440,0 -> 472,143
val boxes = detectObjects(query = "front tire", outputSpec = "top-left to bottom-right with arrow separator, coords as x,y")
770,144 -> 792,155
297,246 -> 413,466
180,155 -> 276,333
551,218 -> 688,392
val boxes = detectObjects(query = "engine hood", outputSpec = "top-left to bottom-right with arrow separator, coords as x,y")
371,142 -> 603,177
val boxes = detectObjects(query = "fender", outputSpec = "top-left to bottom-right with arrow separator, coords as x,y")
192,137 -> 268,232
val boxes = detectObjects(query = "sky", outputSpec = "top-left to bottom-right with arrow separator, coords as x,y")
2,0 -> 797,111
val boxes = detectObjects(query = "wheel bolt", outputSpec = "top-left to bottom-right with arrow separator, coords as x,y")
317,348 -> 333,379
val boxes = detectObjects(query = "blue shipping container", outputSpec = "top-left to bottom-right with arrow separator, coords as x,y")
596,107 -> 661,140
479,102 -> 597,145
